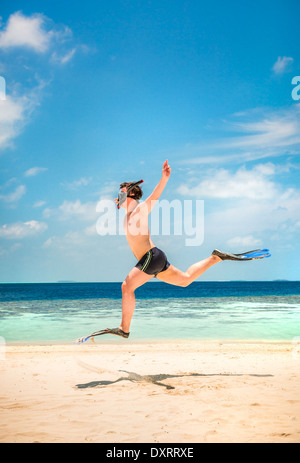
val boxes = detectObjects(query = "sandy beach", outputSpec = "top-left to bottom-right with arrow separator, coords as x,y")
1,340 -> 300,443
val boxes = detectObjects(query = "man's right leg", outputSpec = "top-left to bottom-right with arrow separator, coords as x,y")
156,254 -> 221,287
120,267 -> 154,333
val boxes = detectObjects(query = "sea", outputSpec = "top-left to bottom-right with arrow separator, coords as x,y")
0,281 -> 300,344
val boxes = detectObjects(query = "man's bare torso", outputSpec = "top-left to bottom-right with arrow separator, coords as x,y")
123,203 -> 155,260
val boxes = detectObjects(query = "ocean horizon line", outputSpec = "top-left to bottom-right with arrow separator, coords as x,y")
0,279 -> 299,284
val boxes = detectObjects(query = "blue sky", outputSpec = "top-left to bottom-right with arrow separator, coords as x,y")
0,0 -> 300,282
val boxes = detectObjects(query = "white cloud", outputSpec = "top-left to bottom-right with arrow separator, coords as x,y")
0,177 -> 17,189
84,224 -> 98,236
272,56 -> 294,75
51,47 -> 76,65
0,13 -> 77,150
204,184 -> 300,248
178,164 -> 278,200
58,200 -> 98,221
96,181 -> 119,199
0,12 -> 51,52
227,235 -> 263,249
0,220 -> 47,239
177,104 -> 300,165
0,12 -> 74,54
0,95 -> 27,148
177,160 -> 300,249
0,185 -> 26,202
33,200 -> 46,208
42,228 -> 99,252
43,200 -> 98,222
24,166 -> 48,177
0,88 -> 42,150
61,176 -> 92,190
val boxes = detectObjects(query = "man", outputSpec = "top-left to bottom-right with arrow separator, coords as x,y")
77,160 -> 270,343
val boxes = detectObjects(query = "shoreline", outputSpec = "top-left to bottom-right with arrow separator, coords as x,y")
4,338 -> 296,347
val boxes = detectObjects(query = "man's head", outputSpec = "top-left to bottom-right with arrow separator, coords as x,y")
117,180 -> 144,209
120,182 -> 143,200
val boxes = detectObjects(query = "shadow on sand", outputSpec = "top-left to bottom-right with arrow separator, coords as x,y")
76,370 -> 273,391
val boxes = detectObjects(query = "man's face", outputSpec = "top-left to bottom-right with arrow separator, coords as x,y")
119,187 -> 128,209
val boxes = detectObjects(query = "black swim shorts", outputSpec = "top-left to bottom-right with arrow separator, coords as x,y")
135,247 -> 170,276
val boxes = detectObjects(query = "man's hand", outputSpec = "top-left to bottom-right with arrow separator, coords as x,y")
162,159 -> 171,179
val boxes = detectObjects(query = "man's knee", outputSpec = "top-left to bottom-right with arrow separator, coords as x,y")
122,279 -> 135,293
180,280 -> 190,288
179,274 -> 191,287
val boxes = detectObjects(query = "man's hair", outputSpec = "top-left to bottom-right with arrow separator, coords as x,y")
120,182 -> 143,200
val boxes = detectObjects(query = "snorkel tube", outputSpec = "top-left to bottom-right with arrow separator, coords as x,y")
117,179 -> 144,209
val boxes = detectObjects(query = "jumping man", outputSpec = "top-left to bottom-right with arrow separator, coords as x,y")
77,160 -> 270,343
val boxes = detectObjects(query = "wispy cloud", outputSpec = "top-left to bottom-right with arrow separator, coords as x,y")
227,235 -> 263,249
51,47 -> 76,65
96,181 -> 119,199
0,185 -> 26,202
272,56 -> 294,75
176,104 -> 300,166
24,166 -> 48,177
43,226 -> 98,250
33,200 -> 46,208
0,220 -> 47,239
0,242 -> 22,256
0,78 -> 48,151
61,176 -> 92,190
0,94 -> 33,149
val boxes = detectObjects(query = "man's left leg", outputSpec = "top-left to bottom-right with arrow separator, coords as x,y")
120,267 -> 154,333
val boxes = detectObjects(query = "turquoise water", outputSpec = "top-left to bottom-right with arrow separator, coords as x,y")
0,282 -> 300,343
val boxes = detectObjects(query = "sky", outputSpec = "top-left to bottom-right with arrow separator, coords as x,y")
0,0 -> 300,282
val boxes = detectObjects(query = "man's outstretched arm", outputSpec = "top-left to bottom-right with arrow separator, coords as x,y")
144,160 -> 171,212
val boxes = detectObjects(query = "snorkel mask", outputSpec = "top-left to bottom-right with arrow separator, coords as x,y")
117,180 -> 144,209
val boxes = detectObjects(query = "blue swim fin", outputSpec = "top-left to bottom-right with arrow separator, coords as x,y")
236,249 -> 271,259
234,249 -> 269,257
212,249 -> 271,261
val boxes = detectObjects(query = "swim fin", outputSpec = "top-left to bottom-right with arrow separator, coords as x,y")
212,248 -> 271,261
234,248 -> 269,257
75,327 -> 130,344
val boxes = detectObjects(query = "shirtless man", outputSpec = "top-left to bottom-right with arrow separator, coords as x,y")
77,160 -> 270,343
114,159 -> 223,337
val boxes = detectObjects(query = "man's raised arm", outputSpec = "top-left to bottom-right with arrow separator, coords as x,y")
144,160 -> 171,212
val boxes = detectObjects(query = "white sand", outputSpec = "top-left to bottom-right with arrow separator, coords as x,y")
1,340 -> 300,443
